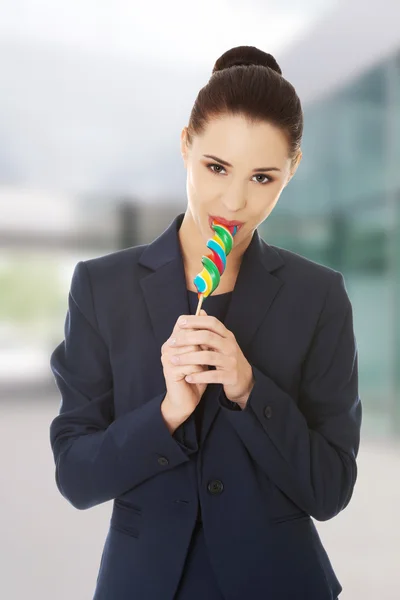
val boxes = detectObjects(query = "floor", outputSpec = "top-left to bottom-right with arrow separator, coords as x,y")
1,399 -> 399,600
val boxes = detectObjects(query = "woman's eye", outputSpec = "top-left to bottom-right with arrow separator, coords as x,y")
207,163 -> 271,184
252,174 -> 271,184
207,163 -> 225,175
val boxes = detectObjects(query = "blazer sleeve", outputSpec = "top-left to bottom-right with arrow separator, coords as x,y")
172,421 -> 194,451
219,271 -> 362,522
49,260 -> 195,510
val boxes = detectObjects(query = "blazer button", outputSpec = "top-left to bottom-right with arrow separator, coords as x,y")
158,456 -> 169,466
264,405 -> 272,419
207,479 -> 224,495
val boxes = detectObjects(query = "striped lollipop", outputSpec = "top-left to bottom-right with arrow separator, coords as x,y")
193,220 -> 238,315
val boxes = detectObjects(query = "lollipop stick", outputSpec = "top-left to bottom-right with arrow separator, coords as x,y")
195,294 -> 204,316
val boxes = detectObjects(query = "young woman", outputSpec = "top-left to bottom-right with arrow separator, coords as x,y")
49,45 -> 361,600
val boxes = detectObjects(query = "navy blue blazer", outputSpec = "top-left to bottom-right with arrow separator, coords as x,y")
49,212 -> 361,600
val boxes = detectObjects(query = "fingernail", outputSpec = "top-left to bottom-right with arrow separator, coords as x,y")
170,355 -> 179,364
185,375 -> 193,382
178,318 -> 187,325
168,338 -> 176,346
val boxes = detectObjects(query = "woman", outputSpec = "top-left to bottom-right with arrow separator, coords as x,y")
49,45 -> 362,599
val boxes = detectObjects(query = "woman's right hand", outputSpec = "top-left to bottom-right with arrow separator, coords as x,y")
161,311 -> 209,422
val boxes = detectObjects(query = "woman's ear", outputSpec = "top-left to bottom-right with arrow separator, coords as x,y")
180,127 -> 189,168
286,149 -> 302,186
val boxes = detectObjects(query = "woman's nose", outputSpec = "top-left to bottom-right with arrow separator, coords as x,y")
221,190 -> 246,212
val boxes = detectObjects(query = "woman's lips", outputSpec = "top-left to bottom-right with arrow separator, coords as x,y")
208,215 -> 243,235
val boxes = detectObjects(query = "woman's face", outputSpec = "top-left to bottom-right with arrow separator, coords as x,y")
180,113 -> 300,249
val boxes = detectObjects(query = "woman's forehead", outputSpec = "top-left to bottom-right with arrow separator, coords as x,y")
193,116 -> 290,163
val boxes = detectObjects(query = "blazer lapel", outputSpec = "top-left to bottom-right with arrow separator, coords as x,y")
139,214 -> 190,353
138,213 -> 285,447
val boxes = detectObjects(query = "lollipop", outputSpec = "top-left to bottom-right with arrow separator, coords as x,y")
193,220 -> 238,315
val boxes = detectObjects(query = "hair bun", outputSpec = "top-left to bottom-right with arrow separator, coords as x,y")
212,45 -> 282,76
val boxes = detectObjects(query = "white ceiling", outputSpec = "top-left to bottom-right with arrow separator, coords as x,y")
0,0 -> 338,67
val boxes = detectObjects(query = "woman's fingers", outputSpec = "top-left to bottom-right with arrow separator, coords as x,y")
169,350 -> 231,369
161,335 -> 209,382
170,344 -> 199,356
161,354 -> 206,381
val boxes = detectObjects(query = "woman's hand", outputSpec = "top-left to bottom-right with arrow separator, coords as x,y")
168,310 -> 255,408
161,313 -> 211,421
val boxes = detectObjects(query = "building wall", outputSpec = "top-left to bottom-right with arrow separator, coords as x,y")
261,48 -> 400,436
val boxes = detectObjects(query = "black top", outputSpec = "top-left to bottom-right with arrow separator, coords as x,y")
187,288 -> 233,320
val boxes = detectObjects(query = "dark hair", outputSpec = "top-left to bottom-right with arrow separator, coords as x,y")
186,45 -> 303,164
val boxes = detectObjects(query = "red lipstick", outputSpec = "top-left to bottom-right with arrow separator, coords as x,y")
209,215 -> 244,235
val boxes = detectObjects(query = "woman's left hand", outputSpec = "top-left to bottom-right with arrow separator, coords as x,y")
168,309 -> 255,408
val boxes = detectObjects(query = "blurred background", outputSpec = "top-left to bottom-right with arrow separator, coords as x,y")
0,0 -> 399,598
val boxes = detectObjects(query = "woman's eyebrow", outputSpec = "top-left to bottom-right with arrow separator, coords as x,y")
203,154 -> 281,172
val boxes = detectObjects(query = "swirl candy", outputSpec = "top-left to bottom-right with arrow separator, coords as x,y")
193,221 -> 238,310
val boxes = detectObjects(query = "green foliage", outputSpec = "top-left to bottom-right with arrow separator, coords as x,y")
0,259 -> 67,327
